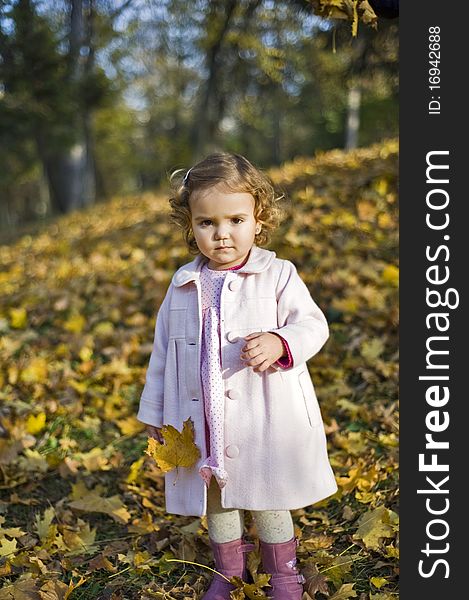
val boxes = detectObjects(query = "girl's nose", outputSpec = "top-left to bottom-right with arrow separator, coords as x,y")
215,228 -> 229,240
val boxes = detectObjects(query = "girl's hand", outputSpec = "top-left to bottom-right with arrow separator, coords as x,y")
146,425 -> 164,444
240,332 -> 286,372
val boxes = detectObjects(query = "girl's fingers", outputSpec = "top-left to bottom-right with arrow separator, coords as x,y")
242,338 -> 262,352
245,353 -> 266,367
241,346 -> 263,360
147,427 -> 164,444
254,359 -> 272,372
243,332 -> 262,344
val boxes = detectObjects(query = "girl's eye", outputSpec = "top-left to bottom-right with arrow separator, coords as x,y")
232,218 -> 243,224
200,220 -> 212,227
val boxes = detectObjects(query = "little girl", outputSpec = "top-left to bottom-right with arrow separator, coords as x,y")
137,153 -> 338,599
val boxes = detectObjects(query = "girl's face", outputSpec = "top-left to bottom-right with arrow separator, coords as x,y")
189,183 -> 261,270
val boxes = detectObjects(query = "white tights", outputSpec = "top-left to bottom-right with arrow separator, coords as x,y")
206,478 -> 294,544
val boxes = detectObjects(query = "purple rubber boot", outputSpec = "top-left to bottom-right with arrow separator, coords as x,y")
201,537 -> 255,600
259,537 -> 306,600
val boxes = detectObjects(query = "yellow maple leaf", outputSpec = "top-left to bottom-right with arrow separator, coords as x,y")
370,577 -> 388,589
9,307 -> 27,329
145,417 -> 201,478
20,357 -> 48,383
35,506 -> 55,542
355,491 -> 374,504
0,536 -> 17,559
68,487 -> 131,524
79,345 -> 93,361
382,264 -> 399,287
229,573 -> 272,598
93,321 -> 115,337
0,518 -> 26,538
126,456 -> 145,484
385,544 -> 399,559
62,522 -> 98,556
373,177 -> 389,196
360,338 -> 385,363
378,212 -> 393,229
26,412 -> 47,435
68,379 -> 88,394
116,416 -> 144,436
353,506 -> 398,550
78,447 -> 111,472
64,313 -> 86,333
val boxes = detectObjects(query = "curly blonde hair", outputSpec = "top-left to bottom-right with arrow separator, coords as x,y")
168,153 -> 285,254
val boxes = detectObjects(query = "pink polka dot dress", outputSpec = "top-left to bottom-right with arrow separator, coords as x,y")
197,255 -> 293,490
198,260 -> 244,489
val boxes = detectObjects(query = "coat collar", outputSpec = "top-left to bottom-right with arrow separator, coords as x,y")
171,245 -> 276,287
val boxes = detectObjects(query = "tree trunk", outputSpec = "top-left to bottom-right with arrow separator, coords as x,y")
35,131 -> 88,214
82,1 -> 97,206
32,0 -> 96,214
345,84 -> 361,150
191,0 -> 238,159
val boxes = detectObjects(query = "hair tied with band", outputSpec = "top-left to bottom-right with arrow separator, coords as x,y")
183,167 -> 192,186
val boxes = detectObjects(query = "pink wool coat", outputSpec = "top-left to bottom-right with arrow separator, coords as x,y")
137,245 -> 338,516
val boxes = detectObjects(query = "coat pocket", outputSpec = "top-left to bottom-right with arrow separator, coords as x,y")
298,370 -> 322,428
174,338 -> 189,401
168,308 -> 186,339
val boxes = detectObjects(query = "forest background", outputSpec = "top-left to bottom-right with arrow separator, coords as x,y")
0,1 -> 399,599
0,0 -> 397,231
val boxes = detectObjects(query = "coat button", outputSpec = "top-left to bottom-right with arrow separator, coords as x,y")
228,279 -> 241,291
226,388 -> 240,400
226,331 -> 239,343
225,445 -> 239,458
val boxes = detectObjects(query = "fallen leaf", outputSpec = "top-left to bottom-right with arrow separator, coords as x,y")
0,537 -> 17,559
68,487 -> 131,524
353,506 -> 398,550
381,265 -> 399,287
329,582 -> 358,599
229,573 -> 271,599
9,307 -> 27,329
370,577 -> 388,589
38,578 -> 69,599
145,417 -> 201,477
20,357 -> 48,383
26,412 -> 47,435
35,507 -> 55,542
88,554 -> 117,573
302,561 -> 330,597
360,338 -> 385,363
0,578 -> 39,599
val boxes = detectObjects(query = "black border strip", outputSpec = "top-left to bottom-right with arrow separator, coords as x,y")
400,2 -> 466,596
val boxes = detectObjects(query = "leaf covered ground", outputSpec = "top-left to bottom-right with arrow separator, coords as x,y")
0,139 -> 398,599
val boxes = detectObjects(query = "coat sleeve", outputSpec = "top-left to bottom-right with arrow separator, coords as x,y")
270,260 -> 329,369
270,333 -> 294,368
136,283 -> 173,428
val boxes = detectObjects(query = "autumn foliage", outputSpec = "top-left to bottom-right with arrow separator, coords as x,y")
0,139 -> 398,599
309,1 -> 379,36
